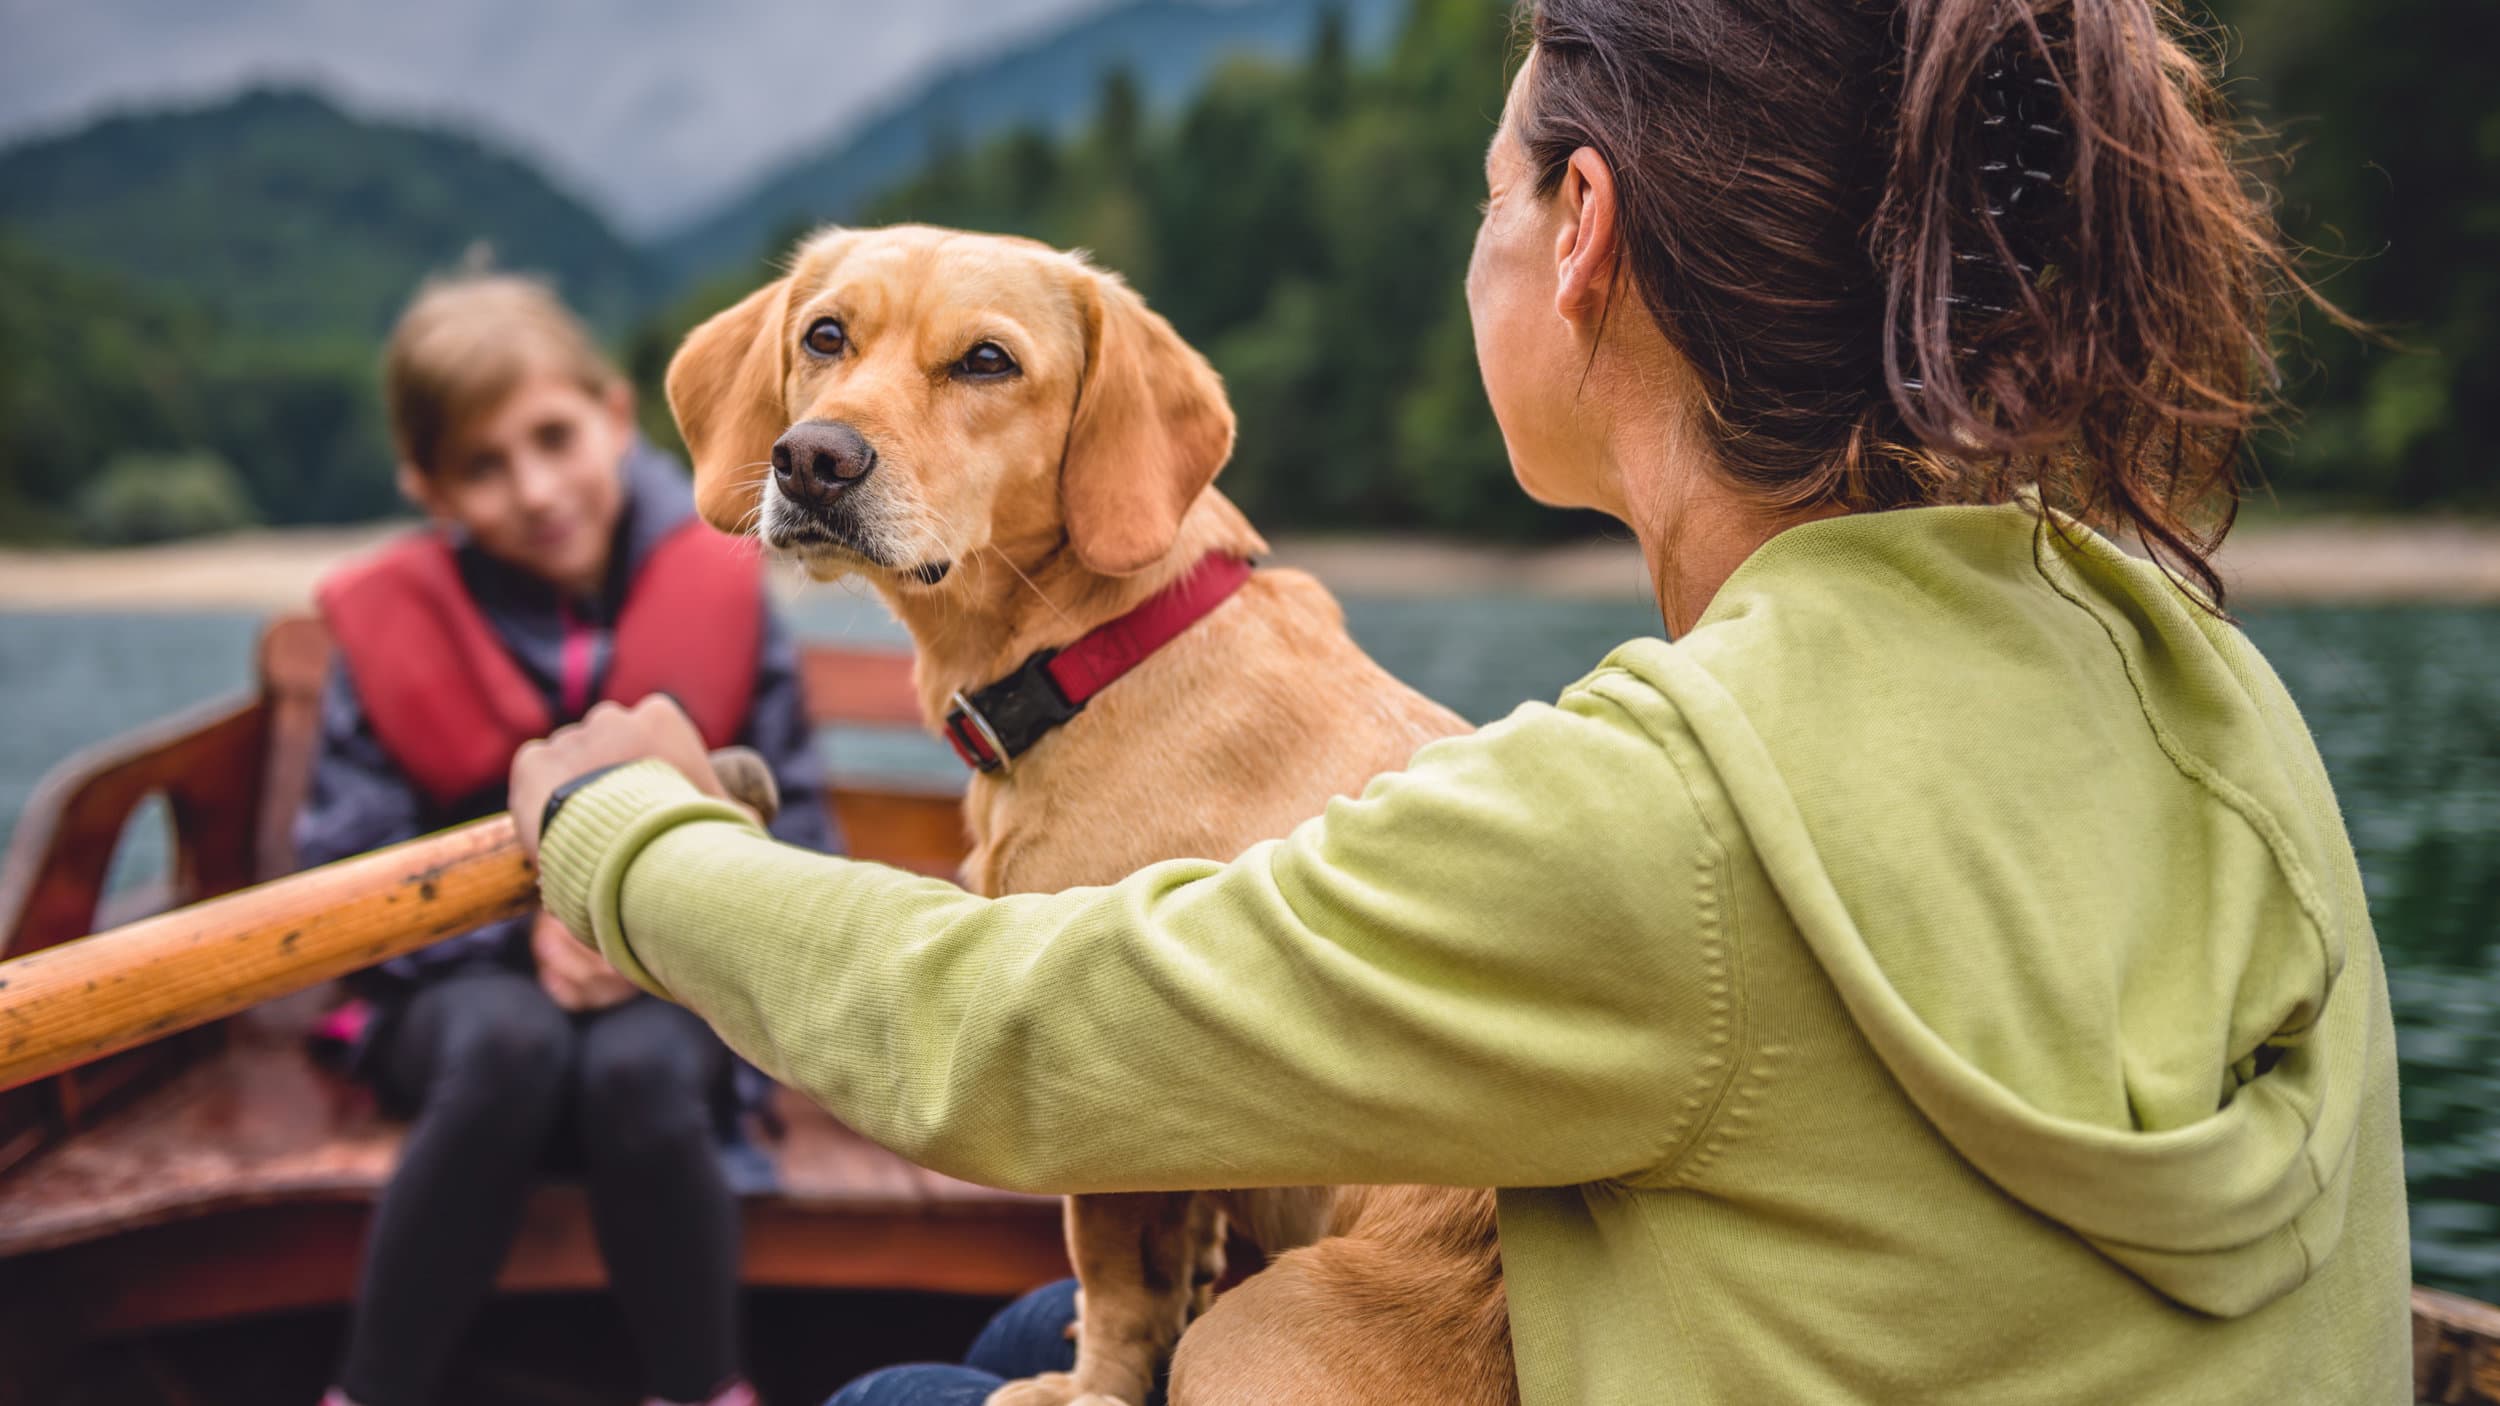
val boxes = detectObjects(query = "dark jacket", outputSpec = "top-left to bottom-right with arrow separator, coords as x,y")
294,442 -> 837,995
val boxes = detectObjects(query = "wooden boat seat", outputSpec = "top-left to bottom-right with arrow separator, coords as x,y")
0,1010 -> 1064,1336
0,616 -> 1065,1345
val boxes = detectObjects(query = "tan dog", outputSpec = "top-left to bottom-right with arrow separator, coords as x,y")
668,225 -> 1515,1406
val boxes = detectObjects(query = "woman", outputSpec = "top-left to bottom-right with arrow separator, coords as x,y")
512,0 -> 2413,1400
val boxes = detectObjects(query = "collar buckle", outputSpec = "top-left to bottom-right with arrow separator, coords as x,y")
944,689 -> 1013,775
938,554 -> 1251,776
942,650 -> 1076,775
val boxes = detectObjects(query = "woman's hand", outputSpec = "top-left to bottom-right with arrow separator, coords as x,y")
531,909 -> 637,1011
510,695 -> 738,859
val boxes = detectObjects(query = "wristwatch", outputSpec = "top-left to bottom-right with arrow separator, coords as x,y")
538,762 -> 628,845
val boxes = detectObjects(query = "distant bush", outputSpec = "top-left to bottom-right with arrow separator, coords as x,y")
75,450 -> 260,544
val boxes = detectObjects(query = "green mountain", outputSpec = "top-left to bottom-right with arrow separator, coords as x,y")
3,0 -> 2474,541
0,234 -> 401,531
652,0 -> 1405,283
0,86 -> 656,336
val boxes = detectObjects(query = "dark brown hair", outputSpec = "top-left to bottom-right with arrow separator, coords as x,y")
1519,0 -> 2298,604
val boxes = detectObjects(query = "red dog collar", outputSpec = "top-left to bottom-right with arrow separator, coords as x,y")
944,553 -> 1254,773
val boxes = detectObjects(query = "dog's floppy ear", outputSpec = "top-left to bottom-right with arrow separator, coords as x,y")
668,275 -> 793,535
1060,264 -> 1236,577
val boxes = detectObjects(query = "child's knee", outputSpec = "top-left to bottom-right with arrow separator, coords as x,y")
430,986 -> 571,1118
467,996 -> 572,1078
578,1027 -> 709,1122
575,1020 -> 718,1161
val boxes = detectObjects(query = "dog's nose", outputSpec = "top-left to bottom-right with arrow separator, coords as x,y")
771,420 -> 876,507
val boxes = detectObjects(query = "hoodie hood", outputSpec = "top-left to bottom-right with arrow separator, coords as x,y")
1615,502 -> 2377,1317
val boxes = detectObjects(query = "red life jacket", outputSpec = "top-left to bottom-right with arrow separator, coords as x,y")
316,521 -> 765,808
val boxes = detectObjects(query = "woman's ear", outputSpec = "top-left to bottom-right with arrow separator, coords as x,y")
667,274 -> 794,534
1553,145 -> 1620,328
1059,265 -> 1237,576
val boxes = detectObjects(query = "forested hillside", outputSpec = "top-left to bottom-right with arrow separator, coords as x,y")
0,237 -> 397,537
785,0 -> 2499,533
2218,0 -> 2499,509
1,0 -> 2489,543
0,88 -> 664,537
0,87 -> 654,336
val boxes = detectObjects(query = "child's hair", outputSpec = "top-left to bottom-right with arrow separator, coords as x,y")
383,272 -> 625,474
1519,0 -> 2308,605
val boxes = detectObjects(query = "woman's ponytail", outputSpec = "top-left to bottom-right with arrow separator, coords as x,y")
1879,0 -> 2293,603
1523,0 -> 2308,606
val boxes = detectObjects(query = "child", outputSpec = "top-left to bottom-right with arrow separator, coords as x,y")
299,273 -> 834,1406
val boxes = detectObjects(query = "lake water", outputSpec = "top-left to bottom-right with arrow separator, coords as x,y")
2,595 -> 2494,1300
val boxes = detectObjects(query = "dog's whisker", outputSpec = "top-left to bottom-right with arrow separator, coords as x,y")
724,465 -> 775,539
728,487 -> 770,543
985,544 -> 1073,630
912,501 -> 1006,627
886,495 -> 969,595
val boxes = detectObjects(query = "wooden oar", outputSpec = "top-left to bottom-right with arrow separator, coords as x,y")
0,749 -> 779,1092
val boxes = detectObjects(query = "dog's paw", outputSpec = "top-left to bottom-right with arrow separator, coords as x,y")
983,1374 -> 1133,1406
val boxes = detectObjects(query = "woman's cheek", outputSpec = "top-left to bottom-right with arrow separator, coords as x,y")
1466,209 -> 1568,492
1466,250 -> 1525,436
1469,295 -> 1560,502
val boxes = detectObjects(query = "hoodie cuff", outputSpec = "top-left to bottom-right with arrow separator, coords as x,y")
537,758 -> 763,999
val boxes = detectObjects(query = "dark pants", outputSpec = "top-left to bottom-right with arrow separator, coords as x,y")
337,967 -> 742,1406
824,1280 -> 1168,1406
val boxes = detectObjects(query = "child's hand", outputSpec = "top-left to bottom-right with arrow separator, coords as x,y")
532,910 -> 637,1011
511,695 -> 739,857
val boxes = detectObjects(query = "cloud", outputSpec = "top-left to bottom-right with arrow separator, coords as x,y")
0,0 -> 1113,231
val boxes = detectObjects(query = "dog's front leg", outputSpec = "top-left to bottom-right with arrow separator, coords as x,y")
986,1190 -> 1216,1406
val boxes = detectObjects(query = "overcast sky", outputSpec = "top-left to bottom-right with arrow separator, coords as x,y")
0,0 -> 1116,232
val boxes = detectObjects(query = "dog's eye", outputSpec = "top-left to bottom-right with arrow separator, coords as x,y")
955,342 -> 1018,380
801,318 -> 847,359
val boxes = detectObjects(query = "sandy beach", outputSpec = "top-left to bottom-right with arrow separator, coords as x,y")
2,516 -> 2498,612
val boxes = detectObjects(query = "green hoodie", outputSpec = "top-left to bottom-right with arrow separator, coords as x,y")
541,502 -> 2413,1404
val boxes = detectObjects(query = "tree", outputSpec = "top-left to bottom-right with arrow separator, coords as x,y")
2207,0 -> 2500,510
1091,68 -> 1146,182
1307,5 -> 1352,121
77,451 -> 259,543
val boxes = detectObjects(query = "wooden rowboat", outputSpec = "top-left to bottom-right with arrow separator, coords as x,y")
0,616 -> 1064,1403
0,617 -> 2492,1403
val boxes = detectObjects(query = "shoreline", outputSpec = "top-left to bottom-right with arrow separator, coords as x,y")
2,516 -> 2499,612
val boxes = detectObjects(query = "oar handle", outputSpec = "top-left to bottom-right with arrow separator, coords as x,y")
0,749 -> 777,1092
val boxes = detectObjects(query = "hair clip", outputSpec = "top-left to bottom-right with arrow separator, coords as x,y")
1954,28 -> 2070,319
